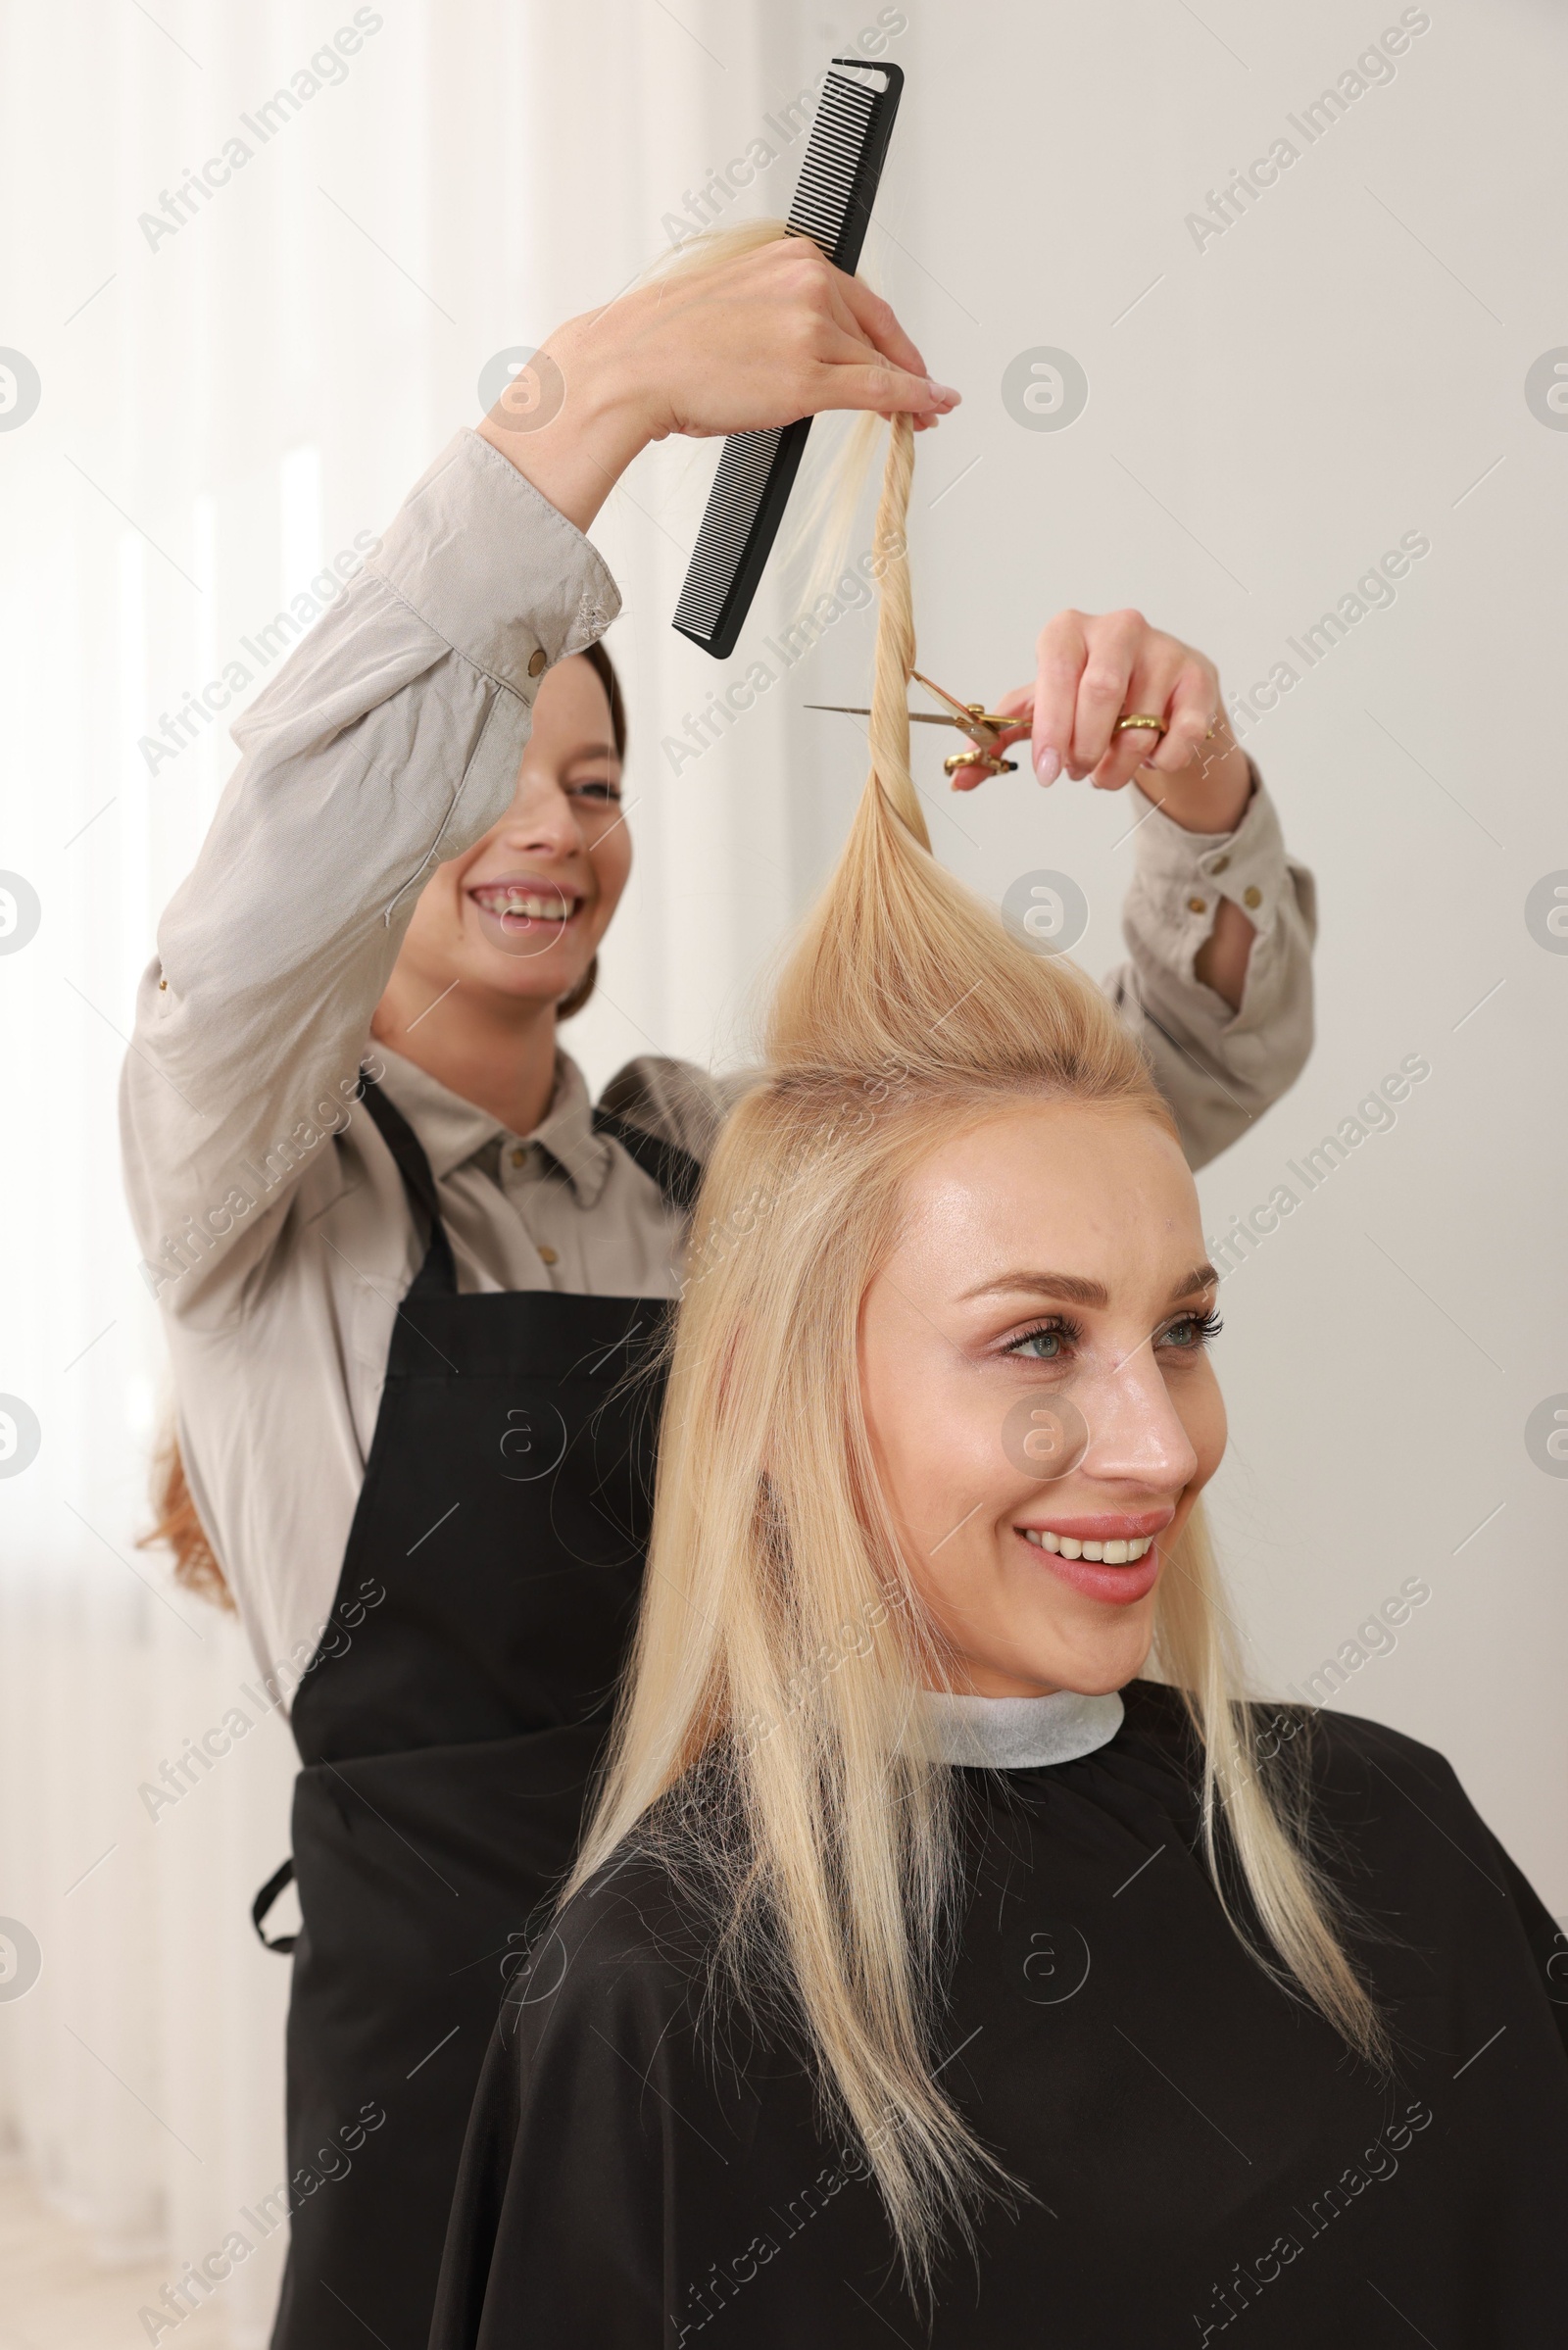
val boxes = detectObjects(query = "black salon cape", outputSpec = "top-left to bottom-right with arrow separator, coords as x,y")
430,1683 -> 1568,2348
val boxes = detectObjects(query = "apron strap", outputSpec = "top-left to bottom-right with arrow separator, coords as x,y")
252,1855 -> 299,1953
592,1109 -> 704,1213
359,1074 -> 459,1297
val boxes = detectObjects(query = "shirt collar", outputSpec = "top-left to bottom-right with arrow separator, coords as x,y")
371,1046 -> 612,1206
923,1688 -> 1125,1770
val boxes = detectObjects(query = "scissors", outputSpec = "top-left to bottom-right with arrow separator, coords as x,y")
805,669 -> 1022,778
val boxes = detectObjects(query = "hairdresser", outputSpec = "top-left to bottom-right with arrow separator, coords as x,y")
121,231 -> 1314,2350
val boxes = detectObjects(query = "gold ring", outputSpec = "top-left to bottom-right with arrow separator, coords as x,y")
1114,713 -> 1165,736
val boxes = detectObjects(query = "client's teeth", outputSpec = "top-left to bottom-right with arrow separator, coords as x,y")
1021,1530 -> 1157,1562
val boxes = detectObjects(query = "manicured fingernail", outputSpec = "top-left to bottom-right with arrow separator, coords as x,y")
1035,745 -> 1060,785
927,379 -> 960,406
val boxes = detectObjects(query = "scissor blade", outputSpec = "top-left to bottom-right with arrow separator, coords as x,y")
803,705 -> 972,728
910,668 -> 974,724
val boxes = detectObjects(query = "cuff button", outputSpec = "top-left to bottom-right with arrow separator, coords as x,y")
528,648 -> 548,678
1244,885 -> 1262,908
1187,896 -> 1206,914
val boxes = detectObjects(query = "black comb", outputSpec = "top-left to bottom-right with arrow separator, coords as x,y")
672,57 -> 905,661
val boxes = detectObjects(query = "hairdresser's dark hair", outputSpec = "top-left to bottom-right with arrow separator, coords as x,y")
557,636 -> 627,1022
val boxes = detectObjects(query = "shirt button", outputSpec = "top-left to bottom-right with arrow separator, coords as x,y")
1243,885 -> 1262,909
1187,896 -> 1206,915
527,649 -> 548,678
1210,854 -> 1230,874
537,1245 -> 559,1266
510,1147 -> 526,1168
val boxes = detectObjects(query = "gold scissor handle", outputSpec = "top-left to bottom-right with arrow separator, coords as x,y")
943,746 -> 1017,776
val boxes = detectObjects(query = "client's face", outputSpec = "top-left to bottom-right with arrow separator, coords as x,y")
858,1100 -> 1225,1698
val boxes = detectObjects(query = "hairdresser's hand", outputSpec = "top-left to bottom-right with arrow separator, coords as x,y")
479,239 -> 958,534
951,608 -> 1258,1005
948,608 -> 1252,838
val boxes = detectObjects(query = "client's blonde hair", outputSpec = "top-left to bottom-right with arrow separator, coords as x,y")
570,239 -> 1387,2281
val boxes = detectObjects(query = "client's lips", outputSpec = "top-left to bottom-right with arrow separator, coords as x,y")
1011,1507 -> 1173,1606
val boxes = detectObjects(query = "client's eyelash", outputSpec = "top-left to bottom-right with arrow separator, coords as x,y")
1161,1306 -> 1224,1350
1004,1316 -> 1082,1362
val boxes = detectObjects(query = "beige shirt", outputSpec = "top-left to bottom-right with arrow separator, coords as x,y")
120,427 -> 1316,1692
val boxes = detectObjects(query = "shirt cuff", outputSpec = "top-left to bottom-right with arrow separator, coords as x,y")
366,427 -> 622,701
1126,759 -> 1293,958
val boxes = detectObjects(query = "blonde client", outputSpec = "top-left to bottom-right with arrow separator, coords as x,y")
432,418 -> 1568,2348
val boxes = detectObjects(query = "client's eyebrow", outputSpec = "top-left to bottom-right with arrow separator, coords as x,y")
961,1271 -> 1108,1308
960,1263 -> 1219,1309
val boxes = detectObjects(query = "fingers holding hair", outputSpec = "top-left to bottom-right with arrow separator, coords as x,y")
831,268 -> 931,388
801,244 -> 960,424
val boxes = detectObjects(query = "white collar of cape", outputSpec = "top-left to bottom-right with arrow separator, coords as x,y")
923,1686 -> 1125,1770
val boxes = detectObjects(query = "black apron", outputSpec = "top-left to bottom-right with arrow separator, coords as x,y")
260,1077 -> 698,2350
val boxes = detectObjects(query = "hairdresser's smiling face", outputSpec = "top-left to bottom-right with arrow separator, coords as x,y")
858,1101 -> 1226,1698
388,653 -> 630,1014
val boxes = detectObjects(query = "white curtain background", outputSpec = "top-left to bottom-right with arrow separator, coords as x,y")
1,2 -> 1564,2341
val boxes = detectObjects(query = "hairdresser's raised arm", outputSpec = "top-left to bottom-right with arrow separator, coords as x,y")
118,423 -> 622,1318
122,240 -> 954,1317
953,609 -> 1315,1170
478,235 -> 958,531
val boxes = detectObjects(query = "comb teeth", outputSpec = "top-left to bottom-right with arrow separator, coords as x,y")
787,73 -> 879,255
672,429 -> 792,637
672,58 -> 904,661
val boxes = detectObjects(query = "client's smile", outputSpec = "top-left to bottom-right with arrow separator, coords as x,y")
1011,1509 -> 1169,1606
1013,1506 -> 1173,1564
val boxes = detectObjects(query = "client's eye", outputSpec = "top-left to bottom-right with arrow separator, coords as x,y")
1004,1316 -> 1079,1363
570,776 -> 622,805
1159,1307 -> 1223,1353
